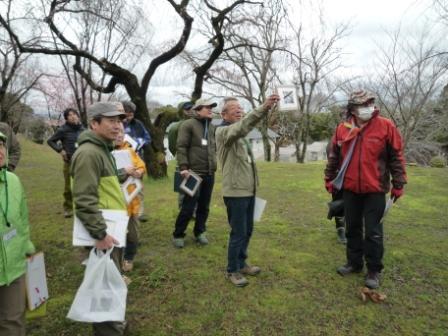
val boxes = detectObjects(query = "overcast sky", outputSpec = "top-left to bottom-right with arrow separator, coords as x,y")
143,0 -> 441,105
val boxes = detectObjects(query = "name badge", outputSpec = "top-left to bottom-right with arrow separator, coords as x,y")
247,155 -> 252,164
201,139 -> 208,146
2,228 -> 17,242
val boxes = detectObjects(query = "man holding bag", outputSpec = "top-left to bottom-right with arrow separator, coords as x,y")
70,102 -> 128,335
0,131 -> 35,336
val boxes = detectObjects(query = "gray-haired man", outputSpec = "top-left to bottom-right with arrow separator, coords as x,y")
215,94 -> 279,287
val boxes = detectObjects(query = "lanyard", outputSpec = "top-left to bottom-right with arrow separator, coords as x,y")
203,119 -> 209,140
0,170 -> 9,227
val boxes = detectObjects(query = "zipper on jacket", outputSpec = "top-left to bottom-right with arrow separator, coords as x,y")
0,235 -> 8,284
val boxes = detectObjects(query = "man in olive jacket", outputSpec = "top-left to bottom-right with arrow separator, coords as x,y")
172,99 -> 217,248
0,131 -> 35,336
70,102 -> 127,336
215,94 -> 279,287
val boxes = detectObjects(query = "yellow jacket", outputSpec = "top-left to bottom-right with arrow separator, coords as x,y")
116,142 -> 146,216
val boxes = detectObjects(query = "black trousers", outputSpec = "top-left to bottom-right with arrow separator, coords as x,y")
343,190 -> 386,272
173,174 -> 214,238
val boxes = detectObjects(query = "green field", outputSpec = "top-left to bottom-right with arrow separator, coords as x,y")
17,137 -> 448,336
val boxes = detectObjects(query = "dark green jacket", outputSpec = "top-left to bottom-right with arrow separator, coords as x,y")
70,130 -> 126,240
167,121 -> 182,156
176,118 -> 217,175
0,169 -> 35,286
215,106 -> 268,197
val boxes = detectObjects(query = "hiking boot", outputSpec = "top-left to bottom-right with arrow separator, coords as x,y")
337,227 -> 347,244
195,233 -> 209,245
139,214 -> 148,222
122,260 -> 134,272
173,237 -> 185,248
227,272 -> 249,287
240,265 -> 261,276
337,263 -> 363,276
365,271 -> 381,289
64,210 -> 73,218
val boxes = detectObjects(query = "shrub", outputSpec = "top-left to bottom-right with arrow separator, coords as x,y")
429,155 -> 447,168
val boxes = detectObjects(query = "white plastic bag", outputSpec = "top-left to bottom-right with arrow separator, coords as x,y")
67,248 -> 127,322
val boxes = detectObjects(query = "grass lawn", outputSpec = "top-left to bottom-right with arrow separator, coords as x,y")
16,137 -> 447,336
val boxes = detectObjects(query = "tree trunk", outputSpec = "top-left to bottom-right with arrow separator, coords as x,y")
274,142 -> 280,161
259,114 -> 271,161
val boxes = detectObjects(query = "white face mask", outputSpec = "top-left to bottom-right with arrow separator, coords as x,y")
356,105 -> 375,121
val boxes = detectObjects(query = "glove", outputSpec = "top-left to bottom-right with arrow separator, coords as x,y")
391,187 -> 403,202
325,181 -> 334,194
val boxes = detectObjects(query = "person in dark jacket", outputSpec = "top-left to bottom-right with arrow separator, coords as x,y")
324,89 -> 407,289
121,101 -> 151,158
47,108 -> 84,218
172,99 -> 217,248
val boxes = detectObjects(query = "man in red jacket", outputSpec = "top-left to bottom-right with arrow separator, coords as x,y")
324,90 -> 407,289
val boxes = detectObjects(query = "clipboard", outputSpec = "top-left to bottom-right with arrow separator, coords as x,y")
73,209 -> 129,247
121,177 -> 142,204
111,149 -> 133,170
253,197 -> 267,222
380,197 -> 395,223
179,171 -> 202,197
25,252 -> 49,311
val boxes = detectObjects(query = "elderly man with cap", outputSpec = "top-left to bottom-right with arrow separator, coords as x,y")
70,101 -> 128,336
0,131 -> 35,336
172,99 -> 217,248
215,94 -> 279,287
324,89 -> 407,289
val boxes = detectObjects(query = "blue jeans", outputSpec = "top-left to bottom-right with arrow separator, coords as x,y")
223,196 -> 255,273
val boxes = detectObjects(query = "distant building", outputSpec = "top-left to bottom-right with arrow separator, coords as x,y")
277,141 -> 328,163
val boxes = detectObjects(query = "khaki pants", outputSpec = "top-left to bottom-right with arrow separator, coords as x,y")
0,274 -> 26,336
63,161 -> 73,212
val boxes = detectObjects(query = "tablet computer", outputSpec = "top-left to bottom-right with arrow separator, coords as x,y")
179,171 -> 202,197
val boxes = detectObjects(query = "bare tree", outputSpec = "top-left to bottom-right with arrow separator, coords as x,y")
0,0 -> 264,177
0,0 -> 193,177
370,25 -> 448,157
199,0 -> 286,161
0,0 -> 42,126
288,18 -> 350,163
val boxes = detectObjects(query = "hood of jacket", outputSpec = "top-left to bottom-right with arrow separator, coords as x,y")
77,130 -> 114,151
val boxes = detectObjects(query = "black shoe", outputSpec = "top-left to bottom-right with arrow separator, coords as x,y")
337,264 -> 363,276
336,227 -> 347,244
365,271 -> 381,289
